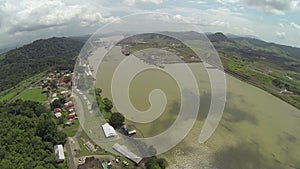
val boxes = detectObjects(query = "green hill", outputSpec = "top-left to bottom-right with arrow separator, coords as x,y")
0,37 -> 84,93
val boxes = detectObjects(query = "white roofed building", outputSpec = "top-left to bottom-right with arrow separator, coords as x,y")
102,123 -> 117,138
54,144 -> 65,163
113,143 -> 142,164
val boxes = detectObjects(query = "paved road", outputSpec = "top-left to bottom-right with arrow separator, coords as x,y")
66,93 -> 85,169
66,137 -> 77,169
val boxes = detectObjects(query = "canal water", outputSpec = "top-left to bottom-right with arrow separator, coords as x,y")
95,46 -> 300,169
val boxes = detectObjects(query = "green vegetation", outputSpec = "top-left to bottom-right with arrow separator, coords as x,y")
208,32 -> 300,109
0,100 -> 67,169
145,156 -> 168,169
103,98 -> 113,112
109,112 -> 125,128
77,139 -> 92,157
0,72 -> 46,102
0,37 -> 83,93
62,120 -> 80,137
18,88 -> 47,102
0,54 -> 5,60
51,99 -> 63,110
95,88 -> 112,121
75,133 -> 108,157
117,33 -> 201,63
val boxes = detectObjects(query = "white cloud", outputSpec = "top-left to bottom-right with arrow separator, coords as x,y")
291,22 -> 300,30
123,0 -> 163,6
217,0 -> 240,4
217,0 -> 300,15
0,0 -> 299,49
279,23 -> 285,28
276,31 -> 286,39
233,26 -> 254,34
187,0 -> 206,4
0,0 -> 124,49
210,21 -> 229,27
243,0 -> 300,15
0,0 -> 121,34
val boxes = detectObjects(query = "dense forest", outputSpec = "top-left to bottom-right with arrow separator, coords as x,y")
0,100 -> 67,169
0,37 -> 84,92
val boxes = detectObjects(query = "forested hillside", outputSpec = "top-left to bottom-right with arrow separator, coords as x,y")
0,37 -> 84,92
0,100 -> 67,169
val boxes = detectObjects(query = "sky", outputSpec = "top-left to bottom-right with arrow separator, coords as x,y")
0,0 -> 300,49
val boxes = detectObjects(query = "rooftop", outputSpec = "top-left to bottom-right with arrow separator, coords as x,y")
112,143 -> 142,164
102,123 -> 117,138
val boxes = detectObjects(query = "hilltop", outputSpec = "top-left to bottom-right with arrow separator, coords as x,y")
0,37 -> 84,93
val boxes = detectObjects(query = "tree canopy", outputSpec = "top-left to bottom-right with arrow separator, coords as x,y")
0,37 -> 83,93
145,156 -> 168,169
0,100 -> 67,169
109,112 -> 125,128
103,98 -> 113,112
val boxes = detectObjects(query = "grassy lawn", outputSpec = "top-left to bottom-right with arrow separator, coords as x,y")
0,54 -> 5,60
0,72 -> 46,102
76,139 -> 91,157
18,88 -> 47,102
62,120 -> 80,137
0,91 -> 17,102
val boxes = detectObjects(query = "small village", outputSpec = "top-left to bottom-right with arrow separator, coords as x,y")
35,70 -> 144,169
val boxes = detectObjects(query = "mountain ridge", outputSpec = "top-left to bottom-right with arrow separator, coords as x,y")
0,37 -> 84,92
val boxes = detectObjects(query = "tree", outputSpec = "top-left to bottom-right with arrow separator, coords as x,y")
95,88 -> 102,96
51,99 -> 62,109
103,98 -> 113,112
0,100 -> 68,169
50,79 -> 58,89
109,112 -> 125,128
53,131 -> 67,144
157,158 -> 168,169
33,103 -> 48,117
145,156 -> 168,169
36,117 -> 57,143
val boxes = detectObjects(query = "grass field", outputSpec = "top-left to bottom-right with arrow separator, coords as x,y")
62,120 -> 80,137
0,54 -> 5,60
18,88 -> 47,102
0,72 -> 46,102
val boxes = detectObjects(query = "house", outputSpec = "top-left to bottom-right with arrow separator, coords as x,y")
54,112 -> 62,118
41,87 -> 49,94
52,93 -> 57,98
68,108 -> 74,113
64,101 -> 72,105
49,73 -> 56,78
64,102 -> 74,109
65,119 -> 74,126
50,97 -> 58,104
112,143 -> 142,164
58,77 -> 65,86
60,90 -> 69,95
54,144 -> 65,163
67,113 -> 76,119
102,123 -> 117,138
54,108 -> 61,113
